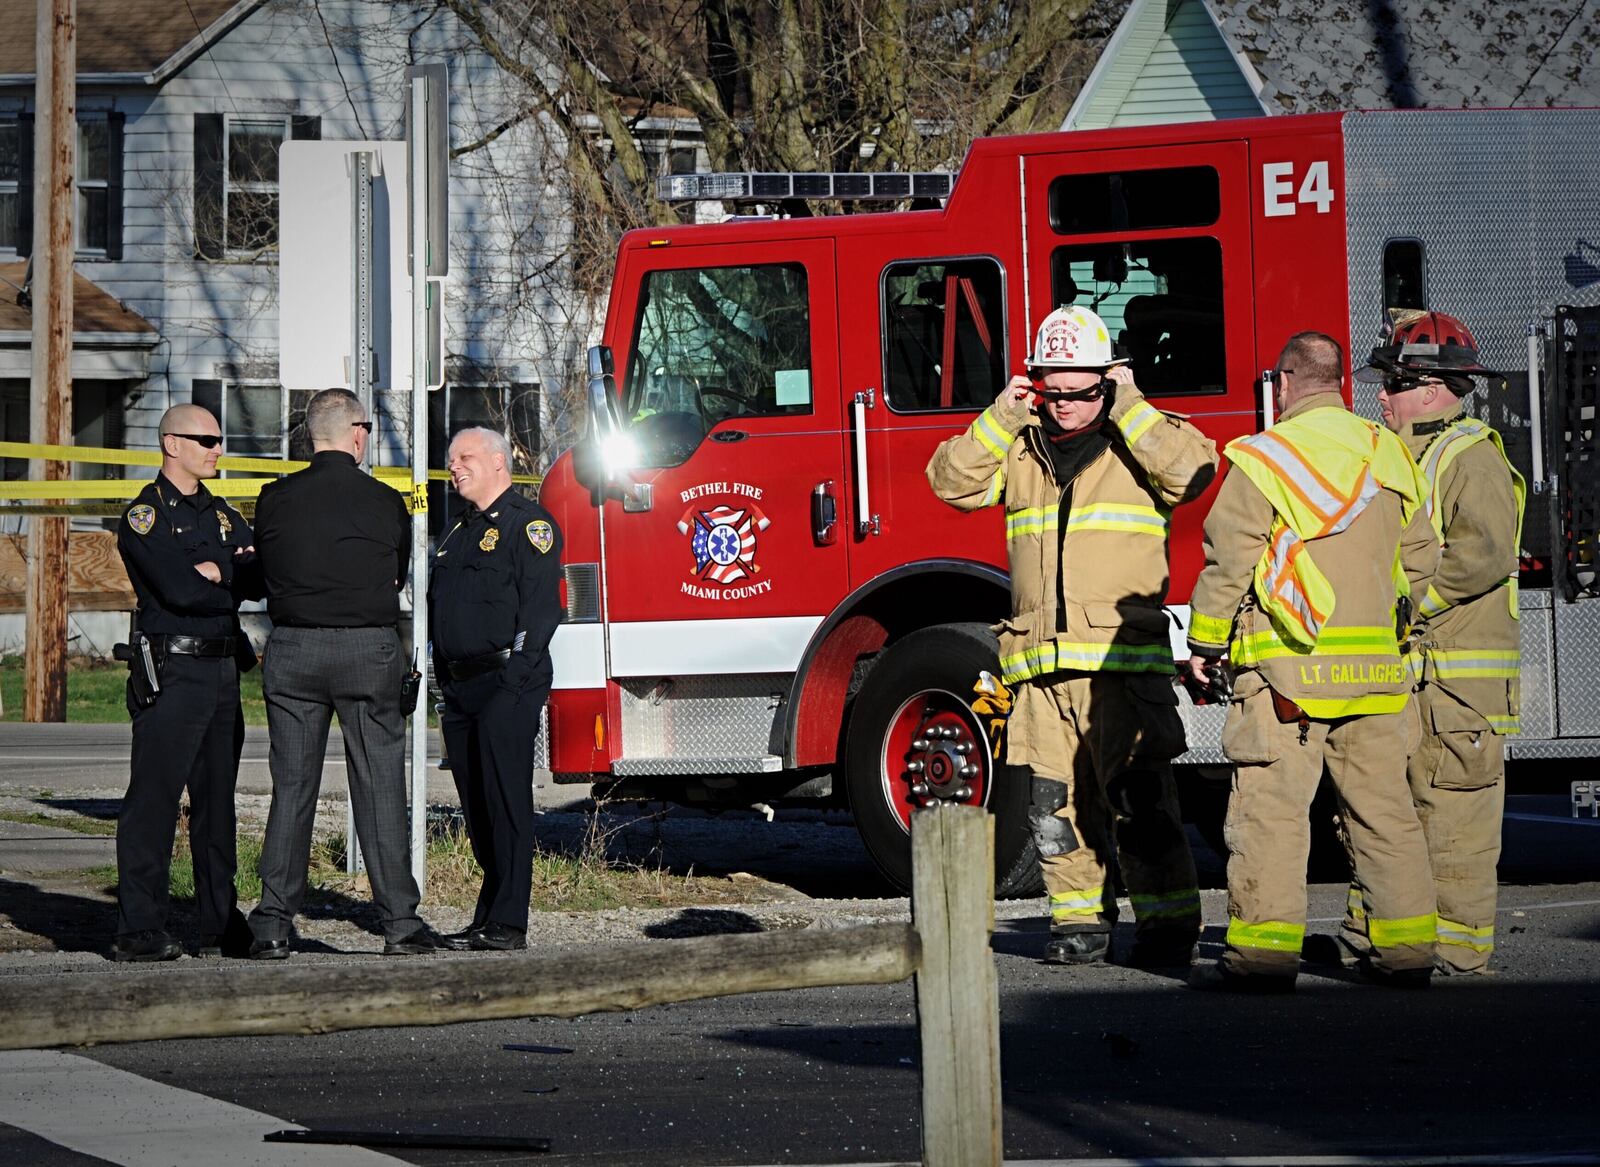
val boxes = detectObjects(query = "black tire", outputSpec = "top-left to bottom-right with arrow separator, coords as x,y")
843,622 -> 1041,898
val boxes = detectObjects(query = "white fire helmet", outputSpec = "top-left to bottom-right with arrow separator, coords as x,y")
1027,305 -> 1126,371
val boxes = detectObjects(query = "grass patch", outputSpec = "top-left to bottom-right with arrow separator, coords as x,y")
0,658 -> 269,725
0,810 -> 118,836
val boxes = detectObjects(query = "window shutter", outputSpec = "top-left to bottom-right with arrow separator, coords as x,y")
290,116 -> 320,141
15,113 -> 32,257
105,111 -> 124,261
191,378 -> 223,420
192,113 -> 225,260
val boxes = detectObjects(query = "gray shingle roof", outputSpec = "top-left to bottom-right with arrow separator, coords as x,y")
1209,0 -> 1600,112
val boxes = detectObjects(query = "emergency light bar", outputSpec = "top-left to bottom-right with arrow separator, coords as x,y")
657,171 -> 954,203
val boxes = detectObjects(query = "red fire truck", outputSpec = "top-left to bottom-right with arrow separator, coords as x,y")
534,107 -> 1600,893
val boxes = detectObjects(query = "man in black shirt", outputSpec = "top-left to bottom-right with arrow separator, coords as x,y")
248,387 -> 436,957
114,403 -> 263,961
430,426 -> 563,950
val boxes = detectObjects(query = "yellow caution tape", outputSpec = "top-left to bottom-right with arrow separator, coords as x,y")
0,439 -> 541,509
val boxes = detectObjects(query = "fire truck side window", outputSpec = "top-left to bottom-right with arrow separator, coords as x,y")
881,258 -> 1006,412
624,263 -> 813,468
1049,236 -> 1227,397
1384,239 -> 1427,310
1048,167 -> 1220,234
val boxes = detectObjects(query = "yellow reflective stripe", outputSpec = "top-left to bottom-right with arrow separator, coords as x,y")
1130,889 -> 1201,921
1428,649 -> 1519,679
1233,625 -> 1402,662
1049,888 -> 1105,921
1188,610 -> 1232,646
1367,913 -> 1437,948
1000,640 -> 1175,682
1346,886 -> 1367,921
1118,400 -> 1164,446
1226,917 -> 1304,954
980,468 -> 1006,507
1436,918 -> 1494,952
1064,502 -> 1168,537
1485,713 -> 1519,734
973,407 -> 1016,460
1005,506 -> 1057,539
1417,584 -> 1451,619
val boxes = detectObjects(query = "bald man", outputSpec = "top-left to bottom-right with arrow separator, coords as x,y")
113,402 -> 263,961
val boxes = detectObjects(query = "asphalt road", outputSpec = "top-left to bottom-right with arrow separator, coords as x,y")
0,725 -> 1597,1166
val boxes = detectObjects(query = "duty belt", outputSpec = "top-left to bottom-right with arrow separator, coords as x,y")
443,647 -> 512,680
157,634 -> 237,657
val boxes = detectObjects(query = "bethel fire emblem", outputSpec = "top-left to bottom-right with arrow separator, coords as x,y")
678,502 -> 770,584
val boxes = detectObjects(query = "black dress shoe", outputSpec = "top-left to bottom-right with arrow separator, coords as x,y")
198,910 -> 255,959
439,927 -> 481,952
249,936 -> 291,960
383,927 -> 442,956
469,922 -> 527,951
112,930 -> 182,963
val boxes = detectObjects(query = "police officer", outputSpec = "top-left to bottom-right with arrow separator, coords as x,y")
113,403 -> 262,961
1313,311 -> 1522,975
927,306 -> 1217,968
430,426 -> 563,951
1185,331 -> 1440,992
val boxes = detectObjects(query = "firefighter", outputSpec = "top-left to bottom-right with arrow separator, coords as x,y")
927,305 -> 1218,967
1309,311 -> 1523,976
1185,330 -> 1440,993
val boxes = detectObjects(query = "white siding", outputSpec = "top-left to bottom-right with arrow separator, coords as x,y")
15,1 -> 582,463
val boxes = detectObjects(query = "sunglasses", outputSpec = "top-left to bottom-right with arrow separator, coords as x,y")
1033,375 -> 1115,403
353,420 -> 374,433
1264,368 -> 1294,385
165,432 -> 223,449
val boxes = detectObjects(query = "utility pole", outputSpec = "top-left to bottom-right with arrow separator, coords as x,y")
24,0 -> 75,723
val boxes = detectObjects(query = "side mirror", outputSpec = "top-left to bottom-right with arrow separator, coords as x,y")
580,344 -> 642,502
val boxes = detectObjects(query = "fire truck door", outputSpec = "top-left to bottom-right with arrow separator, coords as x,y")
1020,141 -> 1256,598
600,240 -> 848,679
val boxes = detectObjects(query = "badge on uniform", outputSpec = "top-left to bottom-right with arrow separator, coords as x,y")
127,504 -> 156,536
527,520 -> 553,554
216,510 -> 232,542
479,528 -> 500,552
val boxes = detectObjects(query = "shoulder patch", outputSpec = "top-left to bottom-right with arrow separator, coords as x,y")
527,519 -> 554,554
127,504 -> 156,536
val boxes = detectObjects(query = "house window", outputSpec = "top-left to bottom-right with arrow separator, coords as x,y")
77,118 -> 110,254
193,113 -> 319,260
0,121 -> 17,252
881,257 -> 1006,412
192,378 -> 286,463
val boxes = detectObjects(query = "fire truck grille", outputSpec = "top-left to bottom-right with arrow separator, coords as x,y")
563,563 -> 601,623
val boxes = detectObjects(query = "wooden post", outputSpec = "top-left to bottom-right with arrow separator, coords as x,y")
23,0 -> 75,723
912,805 -> 1002,1167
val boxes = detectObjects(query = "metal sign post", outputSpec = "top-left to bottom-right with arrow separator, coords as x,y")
406,65 -> 447,891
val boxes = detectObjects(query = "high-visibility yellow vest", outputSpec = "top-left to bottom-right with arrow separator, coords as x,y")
1224,412 -> 1420,650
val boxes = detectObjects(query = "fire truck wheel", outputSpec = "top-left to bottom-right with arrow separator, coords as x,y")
844,622 -> 1042,898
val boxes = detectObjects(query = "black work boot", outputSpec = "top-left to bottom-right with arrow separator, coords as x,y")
1357,958 -> 1432,989
1043,929 -> 1111,965
1301,932 -> 1362,969
1186,961 -> 1296,994
1126,931 -> 1198,969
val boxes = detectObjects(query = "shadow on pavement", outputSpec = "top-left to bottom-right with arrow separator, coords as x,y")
0,877 -> 115,955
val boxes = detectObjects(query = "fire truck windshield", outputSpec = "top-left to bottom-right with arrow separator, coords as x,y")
623,263 -> 814,467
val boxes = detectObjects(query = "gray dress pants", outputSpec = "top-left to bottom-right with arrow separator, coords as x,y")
250,625 -> 422,943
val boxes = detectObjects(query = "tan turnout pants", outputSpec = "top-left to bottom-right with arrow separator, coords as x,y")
1221,673 -> 1436,979
1008,670 -> 1201,941
1339,683 -> 1504,972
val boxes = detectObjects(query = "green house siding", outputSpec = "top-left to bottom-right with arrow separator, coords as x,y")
1068,0 -> 1266,130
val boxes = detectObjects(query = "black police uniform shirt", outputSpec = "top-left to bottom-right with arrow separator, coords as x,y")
428,487 -> 563,690
117,473 -> 262,636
